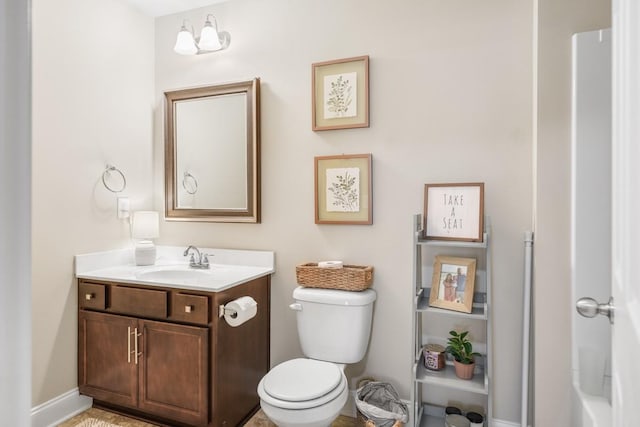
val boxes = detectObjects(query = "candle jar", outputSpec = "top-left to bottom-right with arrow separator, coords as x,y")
466,412 -> 484,427
423,344 -> 446,371
445,414 -> 470,427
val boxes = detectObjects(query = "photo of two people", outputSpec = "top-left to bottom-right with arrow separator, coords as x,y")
438,265 -> 468,304
429,256 -> 476,314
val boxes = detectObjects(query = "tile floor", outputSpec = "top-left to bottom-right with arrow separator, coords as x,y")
58,407 -> 357,427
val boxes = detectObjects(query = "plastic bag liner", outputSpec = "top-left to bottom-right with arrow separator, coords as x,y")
355,381 -> 409,427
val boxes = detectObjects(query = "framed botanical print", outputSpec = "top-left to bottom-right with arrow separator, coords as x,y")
312,55 -> 369,131
314,154 -> 372,224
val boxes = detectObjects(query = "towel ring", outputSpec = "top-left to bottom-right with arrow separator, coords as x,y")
102,165 -> 127,193
183,172 -> 198,195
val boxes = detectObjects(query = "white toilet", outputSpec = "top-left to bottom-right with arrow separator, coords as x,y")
257,286 -> 377,427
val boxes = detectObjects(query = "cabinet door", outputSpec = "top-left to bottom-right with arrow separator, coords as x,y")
138,319 -> 209,426
78,310 -> 138,408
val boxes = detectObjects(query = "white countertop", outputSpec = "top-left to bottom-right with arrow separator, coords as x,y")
75,246 -> 275,292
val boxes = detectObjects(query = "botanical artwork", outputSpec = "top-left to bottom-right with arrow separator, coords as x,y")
314,153 -> 371,224
323,72 -> 357,119
326,167 -> 360,212
438,264 -> 469,304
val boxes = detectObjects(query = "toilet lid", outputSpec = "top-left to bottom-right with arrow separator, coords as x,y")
263,358 -> 342,402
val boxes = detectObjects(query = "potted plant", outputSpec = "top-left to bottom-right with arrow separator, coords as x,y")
445,330 -> 480,380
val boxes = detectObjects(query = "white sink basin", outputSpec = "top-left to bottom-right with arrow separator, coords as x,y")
135,268 -> 218,282
132,264 -> 266,290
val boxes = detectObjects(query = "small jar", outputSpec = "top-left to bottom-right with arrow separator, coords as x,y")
466,412 -> 484,427
445,406 -> 462,416
423,344 -> 446,371
445,414 -> 470,427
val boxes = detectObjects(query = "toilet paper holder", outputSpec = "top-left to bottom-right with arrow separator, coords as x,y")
218,304 -> 238,318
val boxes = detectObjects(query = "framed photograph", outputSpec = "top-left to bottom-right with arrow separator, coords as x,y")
314,154 -> 372,224
428,256 -> 476,313
424,183 -> 484,242
312,55 -> 369,131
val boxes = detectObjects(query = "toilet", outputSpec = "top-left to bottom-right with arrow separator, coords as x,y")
257,286 -> 377,427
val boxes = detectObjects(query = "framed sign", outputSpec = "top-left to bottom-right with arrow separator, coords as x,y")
314,154 -> 372,224
424,183 -> 484,242
428,256 -> 476,314
312,55 -> 369,131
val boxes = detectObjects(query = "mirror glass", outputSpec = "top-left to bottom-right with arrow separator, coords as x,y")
165,79 -> 260,222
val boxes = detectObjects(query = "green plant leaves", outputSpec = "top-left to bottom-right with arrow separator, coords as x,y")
445,330 -> 476,364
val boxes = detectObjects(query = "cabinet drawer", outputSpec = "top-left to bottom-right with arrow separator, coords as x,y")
79,282 -> 106,310
171,293 -> 209,325
110,286 -> 167,319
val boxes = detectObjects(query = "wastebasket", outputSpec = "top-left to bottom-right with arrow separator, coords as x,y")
355,380 -> 409,427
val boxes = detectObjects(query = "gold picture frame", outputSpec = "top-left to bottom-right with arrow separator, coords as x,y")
314,154 -> 372,224
428,256 -> 476,314
312,55 -> 369,131
424,182 -> 484,242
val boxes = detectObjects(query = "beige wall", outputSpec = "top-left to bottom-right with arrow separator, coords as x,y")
30,0 -> 534,423
534,0 -> 610,425
31,0 -> 154,405
155,0 -> 532,422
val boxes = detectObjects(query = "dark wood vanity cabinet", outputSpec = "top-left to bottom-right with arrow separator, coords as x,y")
78,276 -> 270,427
79,311 -> 138,408
79,311 -> 209,425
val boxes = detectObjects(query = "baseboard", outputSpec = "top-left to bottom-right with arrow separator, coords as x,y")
31,388 -> 92,427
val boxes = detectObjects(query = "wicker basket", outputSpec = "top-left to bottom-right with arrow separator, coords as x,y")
295,263 -> 373,291
355,378 -> 405,427
356,412 -> 403,427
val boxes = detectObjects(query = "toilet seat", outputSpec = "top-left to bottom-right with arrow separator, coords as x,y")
258,358 -> 346,410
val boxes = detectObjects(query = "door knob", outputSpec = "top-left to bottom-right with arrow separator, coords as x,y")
576,296 -> 614,324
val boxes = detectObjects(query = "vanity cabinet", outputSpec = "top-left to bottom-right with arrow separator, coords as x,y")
79,311 -> 138,408
79,311 -> 208,425
78,276 -> 270,427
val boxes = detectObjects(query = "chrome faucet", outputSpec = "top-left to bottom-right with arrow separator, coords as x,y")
183,245 -> 210,269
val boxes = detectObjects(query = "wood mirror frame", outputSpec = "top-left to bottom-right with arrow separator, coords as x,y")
164,78 -> 260,223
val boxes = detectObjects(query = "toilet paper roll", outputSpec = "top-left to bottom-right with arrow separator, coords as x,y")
224,296 -> 258,327
318,260 -> 343,269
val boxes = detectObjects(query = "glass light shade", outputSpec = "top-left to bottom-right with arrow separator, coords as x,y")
131,211 -> 159,239
174,28 -> 198,55
198,23 -> 222,51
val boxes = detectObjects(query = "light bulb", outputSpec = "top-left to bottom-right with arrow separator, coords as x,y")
174,27 -> 197,55
198,20 -> 222,51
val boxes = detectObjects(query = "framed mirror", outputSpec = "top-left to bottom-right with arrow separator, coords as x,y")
164,78 -> 260,222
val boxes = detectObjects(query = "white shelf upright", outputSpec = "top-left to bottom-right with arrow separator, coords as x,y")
410,214 -> 493,427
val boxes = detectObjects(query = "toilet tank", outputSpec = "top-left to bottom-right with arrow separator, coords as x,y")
292,286 -> 376,364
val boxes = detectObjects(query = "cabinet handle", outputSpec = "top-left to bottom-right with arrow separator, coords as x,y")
127,326 -> 138,364
85,293 -> 94,300
185,305 -> 194,313
127,326 -> 131,363
134,327 -> 142,365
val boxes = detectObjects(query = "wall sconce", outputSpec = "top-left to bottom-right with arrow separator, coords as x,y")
131,211 -> 160,266
174,14 -> 231,55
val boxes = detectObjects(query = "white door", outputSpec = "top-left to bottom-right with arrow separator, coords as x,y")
611,0 -> 640,424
